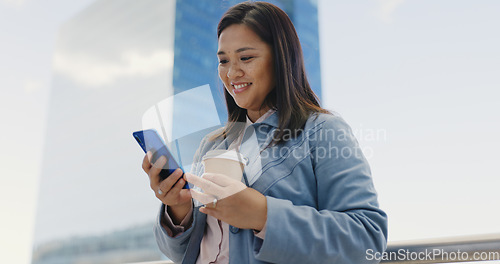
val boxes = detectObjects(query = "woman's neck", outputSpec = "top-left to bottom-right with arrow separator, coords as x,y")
246,107 -> 271,123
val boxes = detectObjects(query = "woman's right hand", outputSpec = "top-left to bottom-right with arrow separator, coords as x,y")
142,152 -> 192,223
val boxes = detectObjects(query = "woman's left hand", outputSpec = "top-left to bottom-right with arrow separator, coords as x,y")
184,172 -> 267,231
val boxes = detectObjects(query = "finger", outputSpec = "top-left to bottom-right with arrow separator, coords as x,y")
202,173 -> 247,199
164,176 -> 186,199
199,206 -> 218,216
201,173 -> 234,187
185,173 -> 223,196
142,153 -> 152,173
172,177 -> 186,193
151,155 -> 167,173
149,156 -> 167,186
151,154 -> 167,169
158,168 -> 183,193
190,189 -> 216,205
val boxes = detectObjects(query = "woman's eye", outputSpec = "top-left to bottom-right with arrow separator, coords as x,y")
241,56 -> 253,61
219,59 -> 228,64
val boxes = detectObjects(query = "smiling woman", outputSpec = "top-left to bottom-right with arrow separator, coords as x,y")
217,24 -> 275,122
143,2 -> 388,264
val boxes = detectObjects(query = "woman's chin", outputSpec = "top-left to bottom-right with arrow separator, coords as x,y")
235,102 -> 249,110
233,98 -> 250,110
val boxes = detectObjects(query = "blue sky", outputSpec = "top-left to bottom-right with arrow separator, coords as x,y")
1,0 -> 499,263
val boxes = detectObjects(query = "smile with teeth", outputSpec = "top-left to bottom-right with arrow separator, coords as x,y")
232,82 -> 252,93
233,83 -> 251,89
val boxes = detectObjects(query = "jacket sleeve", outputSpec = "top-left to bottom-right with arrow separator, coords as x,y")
153,133 -> 209,263
253,114 -> 388,264
153,203 -> 196,263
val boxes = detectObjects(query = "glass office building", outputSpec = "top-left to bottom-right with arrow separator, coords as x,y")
32,0 -> 321,263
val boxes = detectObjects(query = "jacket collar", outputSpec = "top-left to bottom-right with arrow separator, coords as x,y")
251,109 -> 278,128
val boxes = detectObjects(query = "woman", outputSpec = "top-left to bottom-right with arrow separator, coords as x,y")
142,2 -> 387,263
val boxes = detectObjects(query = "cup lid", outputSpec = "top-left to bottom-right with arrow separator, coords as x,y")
202,149 -> 247,164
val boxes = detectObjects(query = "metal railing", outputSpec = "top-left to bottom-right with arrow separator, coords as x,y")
381,234 -> 500,263
129,234 -> 500,264
126,261 -> 172,264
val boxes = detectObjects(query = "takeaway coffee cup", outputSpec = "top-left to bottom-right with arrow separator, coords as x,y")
202,149 -> 247,181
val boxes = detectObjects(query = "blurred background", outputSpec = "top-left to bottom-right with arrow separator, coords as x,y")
0,0 -> 499,263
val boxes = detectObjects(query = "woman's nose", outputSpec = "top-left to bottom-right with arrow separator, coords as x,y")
227,62 -> 243,79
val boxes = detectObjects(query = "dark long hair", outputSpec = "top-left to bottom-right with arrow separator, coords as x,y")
215,1 -> 328,145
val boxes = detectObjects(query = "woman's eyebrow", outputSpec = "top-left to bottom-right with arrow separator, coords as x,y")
235,47 -> 256,53
217,47 -> 256,55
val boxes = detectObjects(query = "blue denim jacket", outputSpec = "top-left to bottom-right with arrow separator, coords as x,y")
154,112 -> 388,263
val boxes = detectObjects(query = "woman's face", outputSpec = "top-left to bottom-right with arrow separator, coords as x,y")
217,24 -> 274,119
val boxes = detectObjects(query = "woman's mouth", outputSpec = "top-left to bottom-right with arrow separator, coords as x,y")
232,82 -> 252,94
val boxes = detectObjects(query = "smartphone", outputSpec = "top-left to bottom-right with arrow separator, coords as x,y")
133,129 -> 189,189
